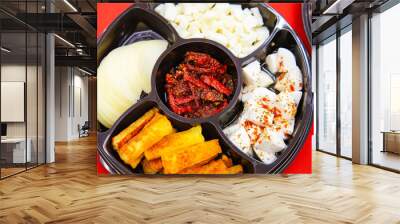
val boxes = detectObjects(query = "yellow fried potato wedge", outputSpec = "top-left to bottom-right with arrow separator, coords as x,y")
144,125 -> 205,160
226,165 -> 243,174
179,159 -> 243,174
142,158 -> 163,174
118,113 -> 174,168
129,154 -> 144,169
221,154 -> 233,168
161,139 -> 222,174
179,159 -> 227,174
112,108 -> 158,151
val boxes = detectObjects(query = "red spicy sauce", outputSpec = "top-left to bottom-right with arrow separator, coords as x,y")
165,51 -> 234,118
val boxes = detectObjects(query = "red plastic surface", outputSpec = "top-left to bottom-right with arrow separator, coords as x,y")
96,3 -> 313,175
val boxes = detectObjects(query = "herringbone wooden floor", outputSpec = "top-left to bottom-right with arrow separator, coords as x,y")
1,135 -> 400,224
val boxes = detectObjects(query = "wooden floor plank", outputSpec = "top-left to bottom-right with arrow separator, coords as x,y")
0,135 -> 400,224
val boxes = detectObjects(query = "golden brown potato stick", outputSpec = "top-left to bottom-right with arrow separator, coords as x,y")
118,113 -> 174,169
142,158 -> 163,174
179,159 -> 243,174
112,108 -> 158,151
119,153 -> 143,170
226,165 -> 243,174
179,159 -> 227,174
221,154 -> 233,168
144,125 -> 205,160
161,139 -> 222,174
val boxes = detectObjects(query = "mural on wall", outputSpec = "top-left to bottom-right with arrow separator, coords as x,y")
96,3 -> 313,175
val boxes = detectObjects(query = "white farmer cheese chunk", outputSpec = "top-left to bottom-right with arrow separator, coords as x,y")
241,101 -> 274,127
275,66 -> 303,92
274,117 -> 295,139
243,60 -> 274,87
163,3 -> 178,21
224,123 -> 253,157
154,4 -> 165,15
254,27 -> 270,42
275,91 -> 302,119
273,91 -> 302,138
254,149 -> 277,164
265,48 -> 297,74
250,7 -> 264,26
240,87 -> 277,129
254,127 -> 287,154
241,87 -> 276,104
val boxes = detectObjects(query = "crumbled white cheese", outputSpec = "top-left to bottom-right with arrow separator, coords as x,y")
156,3 -> 269,58
163,3 -> 178,21
250,7 -> 264,26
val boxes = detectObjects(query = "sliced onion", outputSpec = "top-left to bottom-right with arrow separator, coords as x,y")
97,40 -> 168,128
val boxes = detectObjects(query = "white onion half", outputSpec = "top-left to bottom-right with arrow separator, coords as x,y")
97,40 -> 168,128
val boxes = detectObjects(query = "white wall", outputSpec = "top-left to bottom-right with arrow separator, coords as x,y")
72,73 -> 89,138
54,67 -> 89,141
55,67 -> 69,141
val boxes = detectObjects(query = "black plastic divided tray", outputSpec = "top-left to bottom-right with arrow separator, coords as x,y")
97,3 -> 313,174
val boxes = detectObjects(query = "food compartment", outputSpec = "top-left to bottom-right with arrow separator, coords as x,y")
202,123 -> 254,173
151,3 -> 277,59
152,39 -> 242,125
97,6 -> 178,66
98,100 -> 160,174
265,29 -> 309,74
266,41 -> 312,173
238,3 -> 279,62
219,26 -> 312,172
98,101 -> 250,174
264,28 -> 312,123
255,28 -> 312,172
243,3 -> 278,31
97,6 -> 178,131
